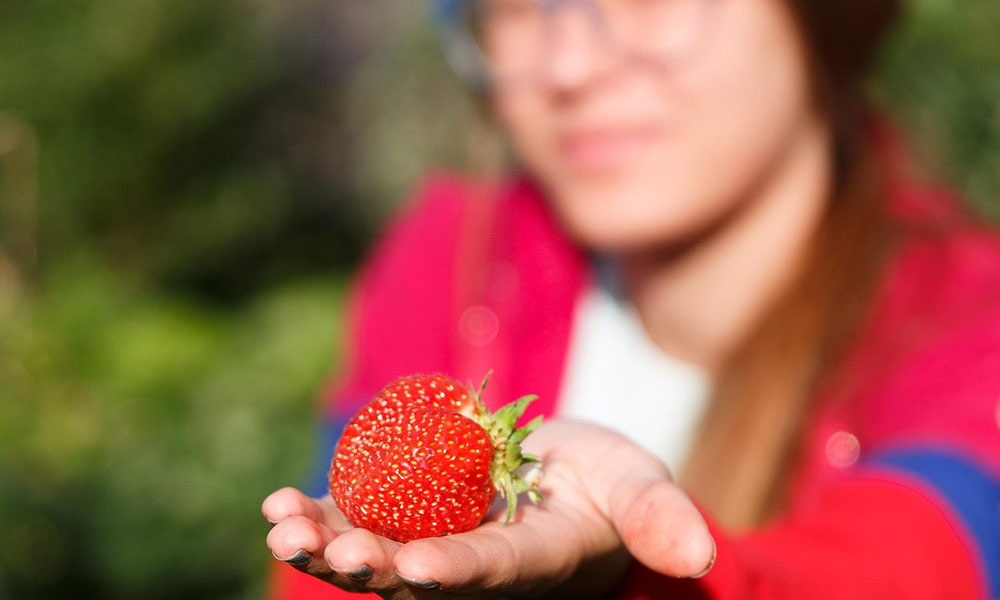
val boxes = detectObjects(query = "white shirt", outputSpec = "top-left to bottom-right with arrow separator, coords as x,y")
557,263 -> 711,474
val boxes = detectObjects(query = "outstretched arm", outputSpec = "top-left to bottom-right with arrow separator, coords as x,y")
263,420 -> 715,599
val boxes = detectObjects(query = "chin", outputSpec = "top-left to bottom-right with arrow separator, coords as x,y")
552,203 -> 693,253
548,182 -> 709,253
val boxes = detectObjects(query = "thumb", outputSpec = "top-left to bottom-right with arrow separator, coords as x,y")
605,472 -> 716,578
530,421 -> 717,578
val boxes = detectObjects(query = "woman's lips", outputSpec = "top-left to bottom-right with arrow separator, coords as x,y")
558,125 -> 660,173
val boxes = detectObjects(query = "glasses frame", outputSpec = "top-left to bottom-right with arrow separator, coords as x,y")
431,0 -> 720,90
433,0 -> 492,89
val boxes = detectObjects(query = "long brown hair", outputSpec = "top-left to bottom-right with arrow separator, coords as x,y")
678,0 -> 904,528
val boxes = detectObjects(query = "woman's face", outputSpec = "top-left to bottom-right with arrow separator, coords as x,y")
483,0 -> 818,251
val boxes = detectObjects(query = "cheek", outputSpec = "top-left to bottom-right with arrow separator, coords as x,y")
674,0 -> 814,203
495,93 -> 552,178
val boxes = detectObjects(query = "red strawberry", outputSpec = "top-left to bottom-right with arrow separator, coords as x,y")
329,374 -> 543,542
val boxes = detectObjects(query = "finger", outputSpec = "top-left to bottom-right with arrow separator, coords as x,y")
393,505 -> 583,592
262,487 -> 325,523
551,424 -> 714,579
607,476 -> 715,578
267,515 -> 339,577
324,526 -> 404,590
262,487 -> 350,531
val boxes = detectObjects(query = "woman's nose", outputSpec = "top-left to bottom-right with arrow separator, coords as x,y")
539,4 -> 616,91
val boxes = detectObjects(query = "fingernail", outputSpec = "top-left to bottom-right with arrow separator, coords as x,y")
690,538 -> 717,579
275,550 -> 312,566
398,573 -> 440,589
334,564 -> 374,581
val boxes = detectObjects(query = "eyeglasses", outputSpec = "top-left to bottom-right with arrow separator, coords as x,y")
434,0 -> 718,88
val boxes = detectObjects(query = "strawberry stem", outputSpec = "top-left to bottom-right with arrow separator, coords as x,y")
468,375 -> 544,524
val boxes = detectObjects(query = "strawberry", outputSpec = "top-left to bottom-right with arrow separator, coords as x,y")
329,373 -> 543,542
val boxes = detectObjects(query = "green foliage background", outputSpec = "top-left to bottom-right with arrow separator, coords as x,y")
0,1 -> 997,598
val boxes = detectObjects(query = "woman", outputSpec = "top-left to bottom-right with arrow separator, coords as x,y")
263,0 -> 1000,597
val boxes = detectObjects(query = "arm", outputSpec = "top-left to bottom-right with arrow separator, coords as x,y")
264,420 -> 715,600
265,393 -> 998,600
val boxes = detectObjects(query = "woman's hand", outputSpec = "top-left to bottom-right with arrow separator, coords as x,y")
263,419 -> 714,599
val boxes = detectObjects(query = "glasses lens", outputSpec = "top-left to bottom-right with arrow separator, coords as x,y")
598,0 -> 710,61
466,0 -> 546,83
459,0 -> 712,84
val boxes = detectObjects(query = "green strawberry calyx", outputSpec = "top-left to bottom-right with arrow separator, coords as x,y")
467,373 -> 544,524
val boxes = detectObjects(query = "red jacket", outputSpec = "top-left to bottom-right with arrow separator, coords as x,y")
271,170 -> 1000,599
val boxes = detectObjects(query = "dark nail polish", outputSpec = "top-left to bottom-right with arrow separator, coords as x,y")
398,574 -> 440,589
336,565 -> 374,581
280,550 -> 313,566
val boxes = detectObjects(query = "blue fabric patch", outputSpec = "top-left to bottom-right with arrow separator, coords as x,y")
869,449 -> 1000,598
304,414 -> 349,498
432,0 -> 466,23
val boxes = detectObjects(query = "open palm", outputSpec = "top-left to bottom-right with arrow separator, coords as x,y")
263,420 -> 714,599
